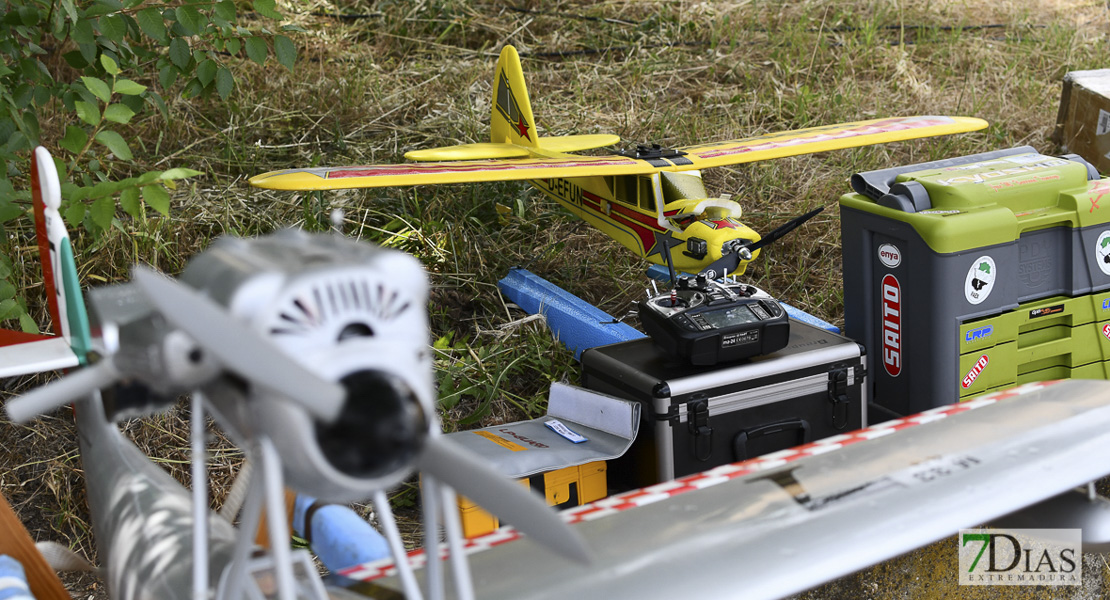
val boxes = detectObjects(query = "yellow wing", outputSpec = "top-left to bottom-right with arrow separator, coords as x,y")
677,115 -> 988,170
249,116 -> 987,191
249,155 -> 658,191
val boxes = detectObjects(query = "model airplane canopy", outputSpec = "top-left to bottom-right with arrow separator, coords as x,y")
251,45 -> 987,277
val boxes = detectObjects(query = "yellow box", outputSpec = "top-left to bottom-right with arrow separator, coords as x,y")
457,461 -> 608,538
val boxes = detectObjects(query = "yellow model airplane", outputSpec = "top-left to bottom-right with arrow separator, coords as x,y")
251,46 -> 987,276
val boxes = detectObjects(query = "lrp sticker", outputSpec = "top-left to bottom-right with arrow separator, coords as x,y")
1103,323 -> 1110,341
1096,231 -> 1110,276
965,256 -> 996,305
878,243 -> 902,268
962,355 -> 989,389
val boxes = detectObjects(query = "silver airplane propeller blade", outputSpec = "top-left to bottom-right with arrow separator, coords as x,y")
416,435 -> 592,565
5,360 -> 120,423
131,267 -> 345,423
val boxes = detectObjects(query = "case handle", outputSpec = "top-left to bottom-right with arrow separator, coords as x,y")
732,418 -> 811,461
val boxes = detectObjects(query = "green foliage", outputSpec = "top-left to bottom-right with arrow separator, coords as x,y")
0,0 -> 300,331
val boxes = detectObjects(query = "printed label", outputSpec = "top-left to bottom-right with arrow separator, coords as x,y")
878,243 -> 902,268
965,256 -> 996,305
962,355 -> 989,388
1103,323 -> 1110,341
965,325 -> 994,343
1096,231 -> 1110,276
1029,304 -> 1064,319
959,528 -> 1081,586
474,430 -> 527,452
1099,109 -> 1110,136
544,419 -> 588,444
881,274 -> 901,377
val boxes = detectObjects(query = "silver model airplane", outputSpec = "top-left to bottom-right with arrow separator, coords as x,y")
5,149 -> 1110,600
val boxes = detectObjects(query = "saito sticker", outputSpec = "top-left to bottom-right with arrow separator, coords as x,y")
880,274 -> 901,377
965,256 -> 996,305
962,355 -> 989,389
1095,231 -> 1110,276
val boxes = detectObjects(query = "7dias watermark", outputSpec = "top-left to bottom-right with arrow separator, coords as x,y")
959,528 -> 1081,586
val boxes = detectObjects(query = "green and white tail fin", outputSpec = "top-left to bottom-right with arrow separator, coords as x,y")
32,147 -> 91,363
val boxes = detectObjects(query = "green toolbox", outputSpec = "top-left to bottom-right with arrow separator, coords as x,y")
840,146 -> 1110,417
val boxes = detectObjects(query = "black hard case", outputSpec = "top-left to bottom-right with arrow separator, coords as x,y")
580,320 -> 866,490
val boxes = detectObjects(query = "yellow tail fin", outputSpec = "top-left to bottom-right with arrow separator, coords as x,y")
490,46 -> 537,147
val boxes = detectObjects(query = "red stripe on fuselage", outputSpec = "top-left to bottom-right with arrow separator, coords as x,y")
580,190 -> 662,253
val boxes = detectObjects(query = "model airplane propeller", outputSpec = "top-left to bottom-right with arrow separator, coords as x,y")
250,45 -> 988,278
5,154 -> 589,600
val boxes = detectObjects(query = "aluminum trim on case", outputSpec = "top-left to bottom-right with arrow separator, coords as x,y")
662,345 -> 862,397
675,370 -> 856,422
655,419 -> 675,481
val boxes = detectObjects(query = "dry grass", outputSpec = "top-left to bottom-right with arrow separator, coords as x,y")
2,0 -> 1110,597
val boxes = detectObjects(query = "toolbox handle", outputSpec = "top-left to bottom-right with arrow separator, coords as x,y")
732,419 -> 811,461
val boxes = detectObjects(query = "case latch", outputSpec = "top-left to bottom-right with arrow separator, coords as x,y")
687,397 -> 713,461
827,368 -> 850,430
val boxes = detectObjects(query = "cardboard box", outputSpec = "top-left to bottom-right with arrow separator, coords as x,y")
1053,69 -> 1110,174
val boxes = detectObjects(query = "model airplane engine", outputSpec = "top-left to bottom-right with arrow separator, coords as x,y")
178,229 -> 435,501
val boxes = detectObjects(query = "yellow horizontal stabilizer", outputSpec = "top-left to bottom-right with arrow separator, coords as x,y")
536,134 -> 621,154
249,155 -> 659,191
677,116 -> 988,170
405,143 -> 532,162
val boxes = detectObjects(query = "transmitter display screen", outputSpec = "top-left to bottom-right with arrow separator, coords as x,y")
700,304 -> 759,328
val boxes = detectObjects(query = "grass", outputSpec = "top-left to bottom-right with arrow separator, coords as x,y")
1,0 -> 1109,598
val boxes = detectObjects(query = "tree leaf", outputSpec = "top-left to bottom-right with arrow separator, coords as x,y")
99,14 -> 126,43
182,78 -> 203,99
169,37 -> 191,69
0,299 -> 17,320
63,201 -> 86,229
103,103 -> 135,124
74,100 -> 100,125
214,1 -> 236,22
175,5 -> 203,35
72,19 -> 95,44
225,37 -> 241,56
253,0 -> 283,20
94,130 -> 133,160
196,59 -> 217,86
273,34 -> 296,71
136,7 -> 167,44
215,67 -> 233,100
142,184 -> 170,215
113,78 -> 147,95
100,54 -> 120,76
244,36 -> 267,65
160,168 -> 203,180
119,187 -> 141,218
147,91 -> 169,120
19,313 -> 39,335
59,125 -> 88,154
159,65 -> 178,89
91,195 -> 115,229
81,76 -> 111,102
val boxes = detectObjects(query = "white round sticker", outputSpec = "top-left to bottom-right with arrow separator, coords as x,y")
965,256 -> 996,305
1096,231 -> 1110,276
878,243 -> 902,268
